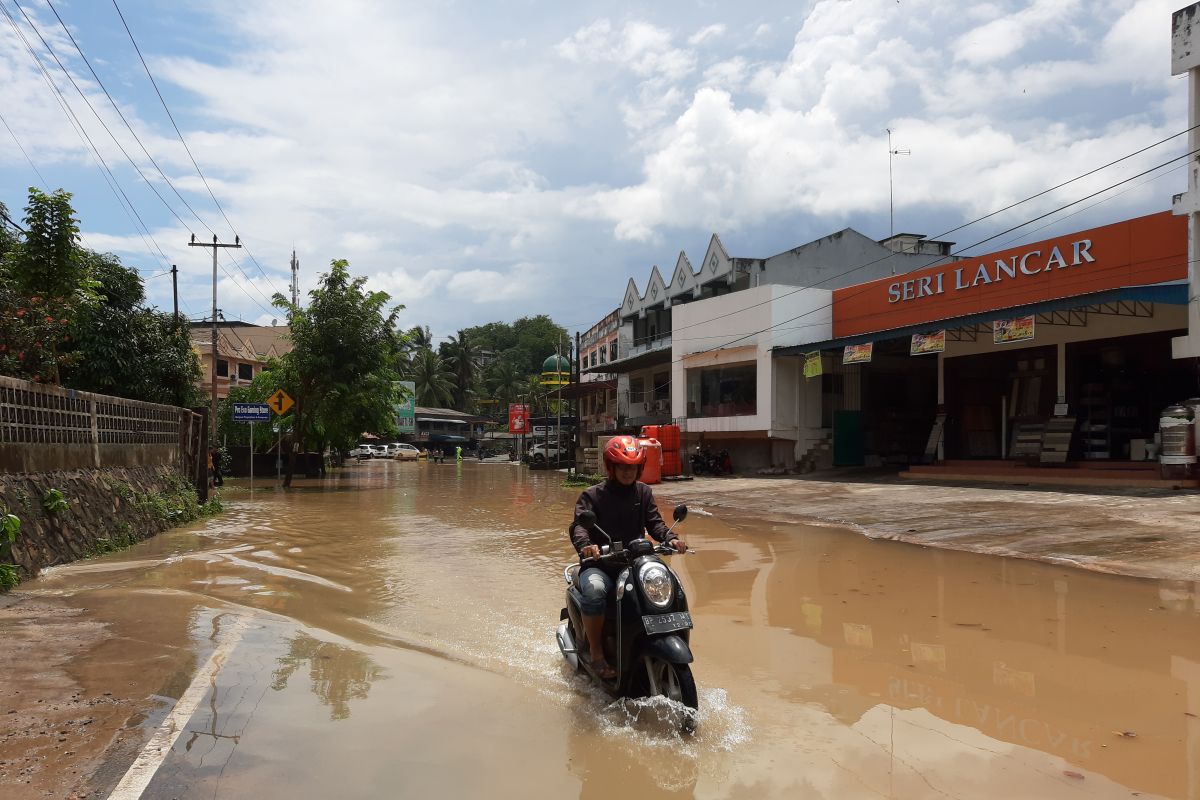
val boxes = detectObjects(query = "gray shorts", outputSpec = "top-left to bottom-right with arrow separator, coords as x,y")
578,567 -> 612,616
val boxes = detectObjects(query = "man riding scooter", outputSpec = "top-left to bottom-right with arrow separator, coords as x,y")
570,436 -> 688,680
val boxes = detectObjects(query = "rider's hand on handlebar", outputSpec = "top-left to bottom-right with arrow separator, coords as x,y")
670,538 -> 688,553
581,544 -> 601,560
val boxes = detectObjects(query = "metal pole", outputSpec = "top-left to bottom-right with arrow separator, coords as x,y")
170,264 -> 179,328
249,419 -> 254,494
210,238 -> 218,436
277,426 -> 282,484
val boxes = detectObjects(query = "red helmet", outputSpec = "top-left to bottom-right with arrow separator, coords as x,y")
604,435 -> 646,479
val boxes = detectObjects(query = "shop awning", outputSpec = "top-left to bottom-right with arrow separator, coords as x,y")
552,379 -> 617,399
581,347 -> 671,374
773,281 -> 1188,356
417,417 -> 470,424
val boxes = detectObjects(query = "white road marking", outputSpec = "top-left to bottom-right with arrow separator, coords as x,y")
107,614 -> 250,800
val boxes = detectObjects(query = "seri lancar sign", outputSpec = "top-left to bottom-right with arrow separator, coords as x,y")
831,212 -> 1186,338
887,240 -> 1094,304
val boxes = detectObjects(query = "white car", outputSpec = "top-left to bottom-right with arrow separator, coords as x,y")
527,443 -> 570,463
353,444 -> 374,459
392,443 -> 421,460
369,444 -> 389,458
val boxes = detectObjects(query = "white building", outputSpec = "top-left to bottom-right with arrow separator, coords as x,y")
671,284 -> 833,469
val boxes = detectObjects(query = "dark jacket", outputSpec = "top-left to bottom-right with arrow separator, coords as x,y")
570,479 -> 675,556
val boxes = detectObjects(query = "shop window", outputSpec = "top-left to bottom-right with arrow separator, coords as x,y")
653,371 -> 670,401
216,359 -> 229,378
630,376 -> 646,404
686,363 -> 756,417
609,342 -> 617,361
238,363 -> 254,381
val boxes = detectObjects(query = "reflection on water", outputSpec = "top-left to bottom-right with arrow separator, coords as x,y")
271,633 -> 382,720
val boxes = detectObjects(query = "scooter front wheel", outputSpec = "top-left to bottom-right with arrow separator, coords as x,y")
642,655 -> 698,722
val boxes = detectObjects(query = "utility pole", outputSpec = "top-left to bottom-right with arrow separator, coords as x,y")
170,264 -> 179,329
887,128 -> 911,240
290,249 -> 299,310
188,234 -> 242,440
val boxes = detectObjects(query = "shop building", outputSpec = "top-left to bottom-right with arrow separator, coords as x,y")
591,229 -> 949,449
778,211 -> 1197,481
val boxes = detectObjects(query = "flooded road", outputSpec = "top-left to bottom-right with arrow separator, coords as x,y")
3,460 -> 1200,799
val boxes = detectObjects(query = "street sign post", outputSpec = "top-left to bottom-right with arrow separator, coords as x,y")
233,403 -> 271,493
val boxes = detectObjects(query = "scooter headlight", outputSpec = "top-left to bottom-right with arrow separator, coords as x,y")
637,562 -> 674,608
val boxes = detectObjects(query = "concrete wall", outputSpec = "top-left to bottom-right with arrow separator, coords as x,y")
0,465 -> 196,580
763,229 -> 947,290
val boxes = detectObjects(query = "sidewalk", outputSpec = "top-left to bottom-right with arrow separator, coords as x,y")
655,472 -> 1200,582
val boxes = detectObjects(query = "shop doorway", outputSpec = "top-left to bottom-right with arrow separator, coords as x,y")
944,345 -> 1057,459
1068,330 -> 1193,460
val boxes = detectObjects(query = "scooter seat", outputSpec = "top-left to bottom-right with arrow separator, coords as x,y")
566,563 -> 581,589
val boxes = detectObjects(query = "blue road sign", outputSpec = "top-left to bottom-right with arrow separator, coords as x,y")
232,403 -> 271,423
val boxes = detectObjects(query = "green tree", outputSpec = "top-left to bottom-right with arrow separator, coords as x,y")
486,358 -> 524,409
409,347 -> 455,408
1,188 -> 201,398
461,315 -> 568,377
441,329 -> 484,410
274,259 -> 402,486
62,252 -> 200,406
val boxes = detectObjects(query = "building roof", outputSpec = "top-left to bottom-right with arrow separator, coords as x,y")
414,406 -> 485,422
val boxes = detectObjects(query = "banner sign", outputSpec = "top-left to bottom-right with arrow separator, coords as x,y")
993,315 -> 1035,344
910,330 -> 946,355
508,403 -> 530,434
232,403 -> 271,423
395,381 -> 416,433
843,343 -> 873,365
803,351 -> 822,379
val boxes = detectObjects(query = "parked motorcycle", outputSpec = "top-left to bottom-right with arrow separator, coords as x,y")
556,505 -> 698,731
690,447 -> 731,476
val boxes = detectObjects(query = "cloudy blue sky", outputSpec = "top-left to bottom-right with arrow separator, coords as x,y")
0,0 -> 1189,342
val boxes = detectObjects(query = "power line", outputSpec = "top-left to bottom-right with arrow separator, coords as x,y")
628,146 -> 1199,396
108,0 -> 288,298
0,108 -> 49,190
0,0 -> 171,267
7,0 -> 192,235
653,124 -> 1198,344
40,0 -> 213,235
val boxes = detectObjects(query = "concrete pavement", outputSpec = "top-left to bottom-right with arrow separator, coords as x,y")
655,472 -> 1200,582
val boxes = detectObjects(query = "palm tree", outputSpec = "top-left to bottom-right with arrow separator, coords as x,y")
394,325 -> 434,375
409,347 -> 455,408
487,360 -> 524,408
442,329 -> 484,410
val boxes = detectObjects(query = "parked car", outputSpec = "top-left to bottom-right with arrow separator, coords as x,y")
526,443 -> 571,464
392,443 -> 421,460
369,444 -> 389,458
384,443 -> 401,457
353,444 -> 374,460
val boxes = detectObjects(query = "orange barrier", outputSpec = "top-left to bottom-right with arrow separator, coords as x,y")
638,438 -> 663,484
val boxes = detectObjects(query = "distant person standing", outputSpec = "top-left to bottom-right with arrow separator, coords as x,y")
455,446 -> 463,462
208,446 -> 223,487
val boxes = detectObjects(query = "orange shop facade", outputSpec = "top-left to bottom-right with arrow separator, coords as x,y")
777,212 -> 1196,466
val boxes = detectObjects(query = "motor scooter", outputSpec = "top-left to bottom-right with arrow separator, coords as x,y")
555,505 -> 698,730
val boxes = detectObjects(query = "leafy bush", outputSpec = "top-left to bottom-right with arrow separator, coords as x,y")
0,506 -> 21,590
42,488 -> 68,514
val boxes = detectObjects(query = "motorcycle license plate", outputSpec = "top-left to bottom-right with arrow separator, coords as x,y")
642,612 -> 692,635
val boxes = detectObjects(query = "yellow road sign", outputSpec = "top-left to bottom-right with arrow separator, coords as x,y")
268,389 -> 294,415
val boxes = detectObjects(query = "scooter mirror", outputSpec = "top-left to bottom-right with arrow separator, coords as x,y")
673,504 -> 688,522
578,510 -> 597,530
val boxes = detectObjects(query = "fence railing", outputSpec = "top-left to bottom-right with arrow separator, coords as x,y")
0,375 -> 204,476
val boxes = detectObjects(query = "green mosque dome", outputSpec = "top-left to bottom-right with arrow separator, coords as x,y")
541,354 -> 571,373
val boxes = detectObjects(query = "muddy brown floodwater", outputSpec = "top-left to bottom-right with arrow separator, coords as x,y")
2,461 -> 1200,799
